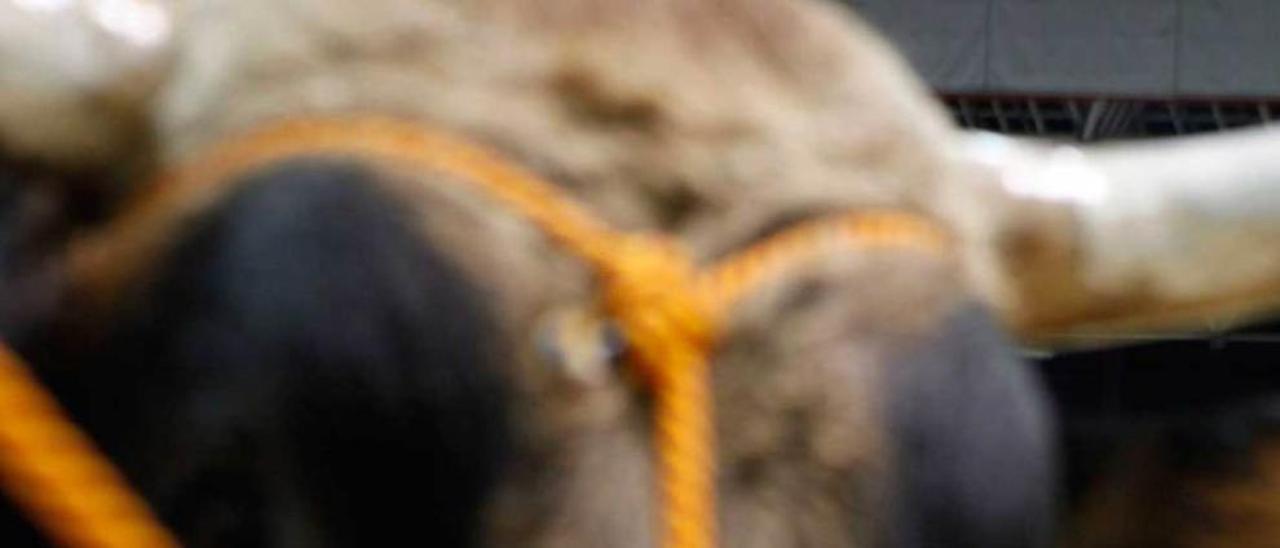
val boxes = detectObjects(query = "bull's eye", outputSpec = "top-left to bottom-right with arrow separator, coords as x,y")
600,322 -> 628,365
534,307 -> 625,389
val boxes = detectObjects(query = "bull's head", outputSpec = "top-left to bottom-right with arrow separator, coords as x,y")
0,1 -> 1278,547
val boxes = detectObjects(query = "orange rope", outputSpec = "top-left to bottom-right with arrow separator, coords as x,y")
705,214 -> 951,311
0,344 -> 178,548
0,116 -> 948,548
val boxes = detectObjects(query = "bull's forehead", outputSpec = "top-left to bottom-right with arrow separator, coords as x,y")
151,0 -> 959,242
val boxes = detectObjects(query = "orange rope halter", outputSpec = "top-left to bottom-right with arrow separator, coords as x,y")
0,345 -> 179,548
0,116 -> 948,548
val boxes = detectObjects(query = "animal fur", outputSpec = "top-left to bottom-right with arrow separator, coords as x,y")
0,1 -> 1054,546
1047,337 -> 1280,548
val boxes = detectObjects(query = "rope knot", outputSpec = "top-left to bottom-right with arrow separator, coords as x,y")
599,235 -> 720,388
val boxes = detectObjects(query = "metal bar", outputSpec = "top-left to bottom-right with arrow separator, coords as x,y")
1167,102 -> 1185,135
1068,100 -> 1083,128
1028,99 -> 1046,135
1211,102 -> 1227,130
959,99 -> 977,128
991,99 -> 1010,133
1081,99 -> 1107,142
1106,101 -> 1137,138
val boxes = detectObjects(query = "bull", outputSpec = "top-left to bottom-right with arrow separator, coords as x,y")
0,0 -> 1277,547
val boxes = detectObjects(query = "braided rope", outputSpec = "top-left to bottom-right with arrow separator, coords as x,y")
0,116 -> 948,548
0,345 -> 178,548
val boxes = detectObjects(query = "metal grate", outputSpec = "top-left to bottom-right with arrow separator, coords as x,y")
943,96 -> 1280,142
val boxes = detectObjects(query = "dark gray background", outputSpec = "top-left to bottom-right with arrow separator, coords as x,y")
844,0 -> 1280,96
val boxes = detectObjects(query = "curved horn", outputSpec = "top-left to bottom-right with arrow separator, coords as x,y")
944,126 -> 1280,347
0,0 -> 172,165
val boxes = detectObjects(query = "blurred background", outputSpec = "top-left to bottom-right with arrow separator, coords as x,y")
852,0 -> 1280,139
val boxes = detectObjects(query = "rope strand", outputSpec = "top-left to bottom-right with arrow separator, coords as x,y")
0,344 -> 178,548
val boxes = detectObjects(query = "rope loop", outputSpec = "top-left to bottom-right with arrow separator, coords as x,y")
598,234 -> 719,388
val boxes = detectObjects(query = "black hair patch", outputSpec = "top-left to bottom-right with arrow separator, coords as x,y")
12,159 -> 510,547
885,303 -> 1057,548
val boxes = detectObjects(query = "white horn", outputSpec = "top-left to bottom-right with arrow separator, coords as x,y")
0,0 -> 172,166
943,126 -> 1280,347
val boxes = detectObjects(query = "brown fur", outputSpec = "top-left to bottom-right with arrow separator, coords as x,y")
68,0 -> 965,322
1068,438 -> 1280,548
28,1 -> 1026,546
152,0 -> 956,246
